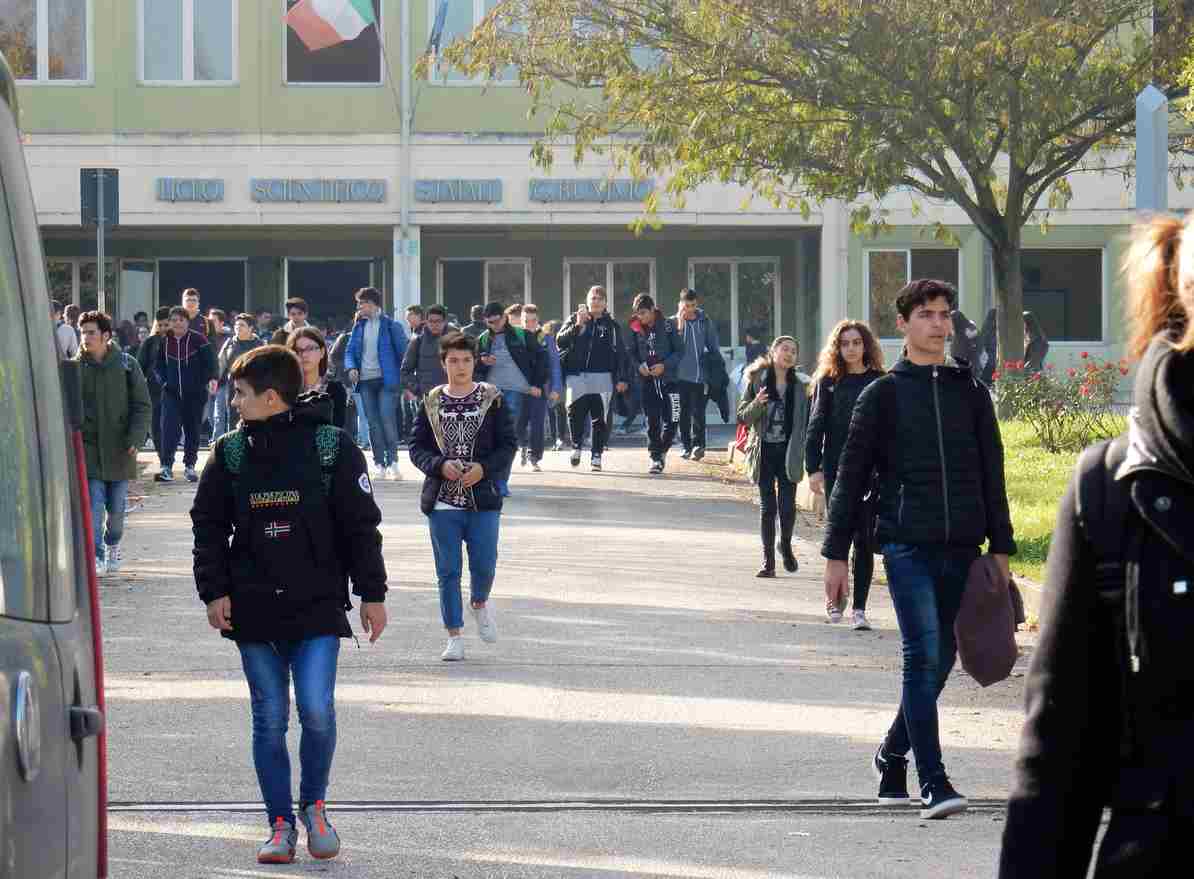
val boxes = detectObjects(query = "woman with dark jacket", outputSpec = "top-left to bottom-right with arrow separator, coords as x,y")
219,313 -> 264,431
409,332 -> 517,662
286,326 -> 347,430
805,319 -> 885,628
737,336 -> 811,578
999,214 -> 1194,877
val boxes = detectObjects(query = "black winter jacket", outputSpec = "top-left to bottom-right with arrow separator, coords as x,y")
805,369 -> 884,484
190,398 -> 387,643
475,325 -> 548,388
999,336 -> 1194,878
822,356 -> 1015,560
409,382 -> 518,515
557,313 -> 632,381
629,311 -> 684,382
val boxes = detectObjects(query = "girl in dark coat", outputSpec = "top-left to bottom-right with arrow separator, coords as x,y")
287,327 -> 347,430
805,320 -> 885,627
1000,213 -> 1194,877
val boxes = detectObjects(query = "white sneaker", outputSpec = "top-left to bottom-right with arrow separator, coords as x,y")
827,607 -> 844,624
385,463 -> 402,481
440,636 -> 465,661
531,460 -> 542,473
370,463 -> 385,479
94,555 -> 108,578
852,610 -> 872,631
472,604 -> 498,643
106,543 -> 123,574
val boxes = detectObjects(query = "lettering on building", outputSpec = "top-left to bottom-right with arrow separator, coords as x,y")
528,178 -> 655,204
156,178 -> 225,203
250,179 -> 387,204
415,179 -> 503,203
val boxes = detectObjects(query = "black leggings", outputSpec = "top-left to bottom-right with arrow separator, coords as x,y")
568,393 -> 608,455
825,475 -> 875,611
758,441 -> 796,553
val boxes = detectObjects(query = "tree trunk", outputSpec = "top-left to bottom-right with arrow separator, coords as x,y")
990,241 -> 1026,418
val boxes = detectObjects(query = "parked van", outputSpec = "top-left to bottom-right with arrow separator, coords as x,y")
0,51 -> 108,878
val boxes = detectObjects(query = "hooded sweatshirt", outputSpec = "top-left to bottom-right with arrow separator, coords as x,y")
156,329 -> 217,398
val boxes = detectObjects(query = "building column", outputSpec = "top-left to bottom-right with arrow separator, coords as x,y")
819,199 -> 849,342
392,225 -> 421,316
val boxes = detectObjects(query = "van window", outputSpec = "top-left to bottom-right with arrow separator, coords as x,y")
0,171 -> 48,621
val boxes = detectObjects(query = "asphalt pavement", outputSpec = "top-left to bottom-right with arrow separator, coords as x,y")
100,443 -> 1035,878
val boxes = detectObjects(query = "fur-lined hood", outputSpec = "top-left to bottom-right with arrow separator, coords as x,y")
745,356 -> 812,388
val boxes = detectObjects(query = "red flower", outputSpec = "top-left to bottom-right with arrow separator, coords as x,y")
1080,351 -> 1089,359
1004,360 -> 1015,370
991,370 -> 1002,381
1120,367 -> 1129,376
1067,367 -> 1077,377
1079,385 -> 1091,397
1046,363 -> 1056,370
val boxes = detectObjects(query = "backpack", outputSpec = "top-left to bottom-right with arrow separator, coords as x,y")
221,423 -> 342,494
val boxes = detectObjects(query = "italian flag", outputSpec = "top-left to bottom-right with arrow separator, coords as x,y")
286,0 -> 376,52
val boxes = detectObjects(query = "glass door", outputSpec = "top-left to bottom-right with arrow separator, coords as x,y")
688,258 -> 781,354
484,260 -> 531,307
119,261 -> 156,326
565,261 -> 607,317
564,259 -> 656,319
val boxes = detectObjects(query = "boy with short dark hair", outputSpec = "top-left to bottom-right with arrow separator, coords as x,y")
155,305 -> 217,482
191,345 -> 389,865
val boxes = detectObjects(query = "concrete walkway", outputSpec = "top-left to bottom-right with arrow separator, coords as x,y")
102,446 -> 1034,877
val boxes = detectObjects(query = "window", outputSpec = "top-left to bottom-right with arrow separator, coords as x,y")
286,0 -> 381,85
687,258 -> 781,351
0,0 -> 90,83
865,248 -> 960,339
564,259 -> 655,318
140,0 -> 237,84
429,0 -> 517,84
1021,248 -> 1103,342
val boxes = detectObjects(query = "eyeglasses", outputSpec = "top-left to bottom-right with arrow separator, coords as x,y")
294,344 -> 322,355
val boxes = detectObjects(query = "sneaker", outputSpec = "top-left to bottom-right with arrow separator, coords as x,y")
531,460 -> 542,473
553,440 -> 565,452
680,449 -> 692,460
440,636 -> 465,661
184,467 -> 199,483
872,745 -> 910,805
920,775 -> 968,819
691,446 -> 705,461
370,462 -> 385,479
827,605 -> 844,624
257,817 -> 298,865
94,555 -> 108,578
106,543 -> 123,574
154,466 -> 173,483
570,448 -> 582,468
852,610 -> 872,631
648,458 -> 664,475
590,454 -> 602,472
778,541 -> 798,573
520,448 -> 528,468
472,604 -> 498,643
385,463 -> 402,481
298,801 -> 340,860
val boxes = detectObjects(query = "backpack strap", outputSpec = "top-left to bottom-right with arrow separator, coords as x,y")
221,425 -> 340,491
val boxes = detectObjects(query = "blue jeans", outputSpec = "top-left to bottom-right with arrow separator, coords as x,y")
880,542 -> 979,783
88,479 -> 129,561
516,392 -> 548,462
237,636 -> 340,824
357,379 -> 399,468
351,390 -> 370,447
211,383 -> 230,439
428,509 -> 501,630
496,390 -> 526,496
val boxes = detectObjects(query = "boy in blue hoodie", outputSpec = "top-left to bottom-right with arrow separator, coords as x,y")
155,305 -> 218,482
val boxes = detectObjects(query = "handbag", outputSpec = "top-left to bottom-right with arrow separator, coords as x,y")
954,554 -> 1017,687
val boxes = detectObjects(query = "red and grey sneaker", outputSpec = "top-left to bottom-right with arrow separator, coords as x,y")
299,801 -> 341,860
257,817 -> 297,864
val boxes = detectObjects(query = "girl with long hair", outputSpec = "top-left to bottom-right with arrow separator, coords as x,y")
287,326 -> 347,429
737,336 -> 811,577
805,319 -> 886,627
1000,213 -> 1194,876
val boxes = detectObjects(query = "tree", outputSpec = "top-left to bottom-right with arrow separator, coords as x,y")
430,0 -> 1192,364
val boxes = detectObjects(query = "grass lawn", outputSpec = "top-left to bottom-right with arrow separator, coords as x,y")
999,419 -> 1125,584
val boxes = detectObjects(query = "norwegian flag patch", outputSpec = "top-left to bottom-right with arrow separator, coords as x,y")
264,521 -> 292,539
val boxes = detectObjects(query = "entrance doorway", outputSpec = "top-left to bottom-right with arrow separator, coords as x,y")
159,260 -> 247,325
563,259 -> 655,319
435,258 -> 532,320
285,259 -> 374,336
688,258 -> 781,354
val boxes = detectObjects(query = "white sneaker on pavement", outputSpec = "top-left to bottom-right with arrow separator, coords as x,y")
385,463 -> 402,481
471,604 -> 498,643
440,636 -> 465,661
106,543 -> 123,574
94,555 -> 108,578
370,462 -> 385,480
852,610 -> 871,631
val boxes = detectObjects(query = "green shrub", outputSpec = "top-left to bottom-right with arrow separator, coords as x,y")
992,353 -> 1128,453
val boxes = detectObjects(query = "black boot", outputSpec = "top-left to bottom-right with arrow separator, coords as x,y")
778,510 -> 798,573
757,514 -> 777,578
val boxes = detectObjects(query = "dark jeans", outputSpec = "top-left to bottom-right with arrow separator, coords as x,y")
548,402 -> 569,447
641,378 -> 679,459
516,392 -> 548,462
826,475 -> 875,611
568,393 -> 608,455
678,380 -> 707,451
237,635 -> 340,825
357,379 -> 399,468
758,441 -> 796,555
160,391 -> 206,469
148,385 -> 162,453
879,542 -> 980,783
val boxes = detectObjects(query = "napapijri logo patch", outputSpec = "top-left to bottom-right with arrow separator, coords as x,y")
264,521 -> 292,539
358,473 -> 372,494
250,490 -> 300,510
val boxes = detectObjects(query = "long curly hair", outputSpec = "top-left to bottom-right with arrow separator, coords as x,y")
1124,212 -> 1194,358
809,320 -> 885,393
